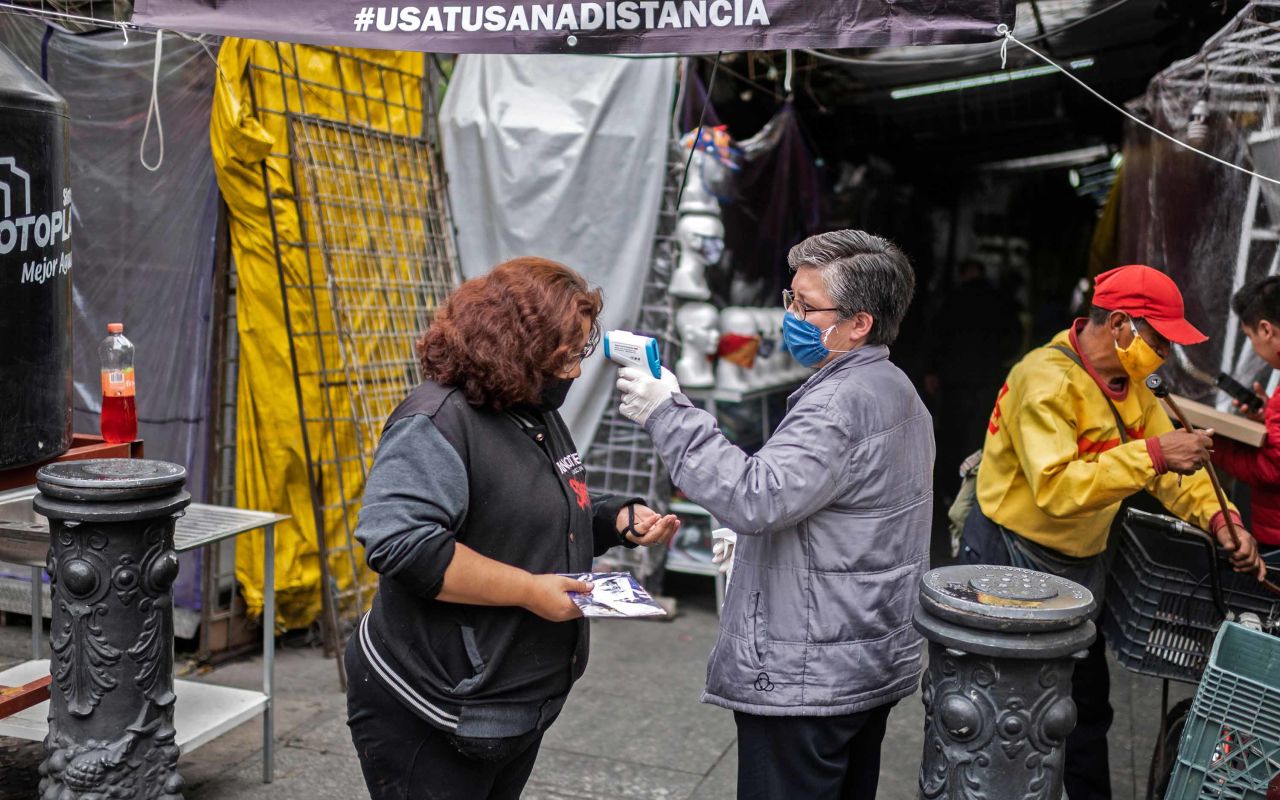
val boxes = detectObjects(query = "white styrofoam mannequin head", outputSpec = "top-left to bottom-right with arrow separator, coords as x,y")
675,302 -> 721,388
670,213 -> 724,301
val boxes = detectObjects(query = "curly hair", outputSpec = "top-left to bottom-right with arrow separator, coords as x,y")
418,257 -> 603,410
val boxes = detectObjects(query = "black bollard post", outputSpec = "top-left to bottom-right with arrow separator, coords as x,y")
33,459 -> 190,800
915,565 -> 1097,800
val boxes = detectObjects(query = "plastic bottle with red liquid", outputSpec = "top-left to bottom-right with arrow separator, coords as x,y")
99,322 -> 137,443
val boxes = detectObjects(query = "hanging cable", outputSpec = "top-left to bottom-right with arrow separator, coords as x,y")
784,49 -> 794,95
139,30 -> 165,173
998,25 -> 1280,187
674,51 -> 721,213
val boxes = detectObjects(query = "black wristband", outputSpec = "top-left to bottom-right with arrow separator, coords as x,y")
619,502 -> 641,549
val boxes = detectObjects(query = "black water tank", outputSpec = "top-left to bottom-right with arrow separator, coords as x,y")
0,42 -> 72,469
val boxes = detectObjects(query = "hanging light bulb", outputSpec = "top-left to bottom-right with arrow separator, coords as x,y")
1187,99 -> 1210,146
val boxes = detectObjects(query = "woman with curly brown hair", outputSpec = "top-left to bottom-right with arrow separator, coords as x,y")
345,257 -> 679,800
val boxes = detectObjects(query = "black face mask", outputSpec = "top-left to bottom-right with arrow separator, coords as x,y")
535,377 -> 575,412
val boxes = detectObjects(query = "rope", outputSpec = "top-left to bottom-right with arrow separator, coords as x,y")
999,25 -> 1280,187
139,30 -> 165,172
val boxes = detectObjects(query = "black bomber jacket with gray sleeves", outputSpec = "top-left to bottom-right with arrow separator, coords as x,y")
354,380 -> 639,738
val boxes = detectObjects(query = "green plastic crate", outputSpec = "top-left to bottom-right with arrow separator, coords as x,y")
1164,622 -> 1280,800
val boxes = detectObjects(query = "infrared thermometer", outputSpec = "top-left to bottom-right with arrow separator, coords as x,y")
604,330 -> 662,379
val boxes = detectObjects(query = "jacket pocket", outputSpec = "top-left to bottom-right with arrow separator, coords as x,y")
748,590 -> 768,668
451,625 -> 487,695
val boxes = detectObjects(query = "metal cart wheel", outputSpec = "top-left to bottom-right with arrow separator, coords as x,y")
1147,696 -> 1194,800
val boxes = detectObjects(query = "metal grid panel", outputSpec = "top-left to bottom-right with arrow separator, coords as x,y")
0,2 -> 132,31
288,114 -> 458,455
246,44 -> 459,680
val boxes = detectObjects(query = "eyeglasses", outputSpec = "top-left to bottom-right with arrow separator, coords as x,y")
567,329 -> 601,366
782,289 -> 839,322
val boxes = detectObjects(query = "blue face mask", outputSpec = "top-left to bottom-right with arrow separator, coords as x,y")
782,312 -> 847,368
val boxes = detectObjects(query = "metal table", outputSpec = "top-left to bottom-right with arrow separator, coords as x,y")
0,491 -> 285,784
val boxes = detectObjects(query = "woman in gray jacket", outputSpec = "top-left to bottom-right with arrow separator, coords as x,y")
617,230 -> 934,800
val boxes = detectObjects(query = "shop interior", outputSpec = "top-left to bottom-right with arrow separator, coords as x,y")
646,0 -> 1267,566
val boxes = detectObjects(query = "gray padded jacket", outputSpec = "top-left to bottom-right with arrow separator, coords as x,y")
645,345 -> 934,716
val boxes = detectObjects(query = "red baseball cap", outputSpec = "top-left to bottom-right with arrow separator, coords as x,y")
1092,265 -> 1207,345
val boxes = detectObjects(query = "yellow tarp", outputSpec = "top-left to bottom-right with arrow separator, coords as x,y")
210,39 -> 425,629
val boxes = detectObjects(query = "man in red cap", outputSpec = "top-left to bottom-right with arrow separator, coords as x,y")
958,264 -> 1265,800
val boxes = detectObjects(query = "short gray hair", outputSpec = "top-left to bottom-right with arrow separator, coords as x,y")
787,230 -> 915,346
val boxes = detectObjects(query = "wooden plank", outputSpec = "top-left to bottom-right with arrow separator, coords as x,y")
0,435 -> 143,492
1170,394 -> 1267,447
0,675 -> 50,719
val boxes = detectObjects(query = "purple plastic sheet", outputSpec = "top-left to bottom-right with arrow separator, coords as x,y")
132,0 -> 1014,54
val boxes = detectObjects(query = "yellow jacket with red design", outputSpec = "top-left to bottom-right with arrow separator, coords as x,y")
976,326 -> 1233,557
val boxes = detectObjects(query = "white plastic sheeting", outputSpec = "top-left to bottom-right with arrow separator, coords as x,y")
440,54 -> 676,448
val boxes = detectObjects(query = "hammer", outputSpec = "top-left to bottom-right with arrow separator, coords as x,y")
1146,373 -> 1280,595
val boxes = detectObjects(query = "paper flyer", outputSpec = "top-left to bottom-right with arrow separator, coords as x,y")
562,571 -> 667,618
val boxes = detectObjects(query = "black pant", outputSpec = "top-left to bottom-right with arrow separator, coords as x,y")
734,703 -> 894,800
345,642 -> 546,800
959,510 -> 1113,800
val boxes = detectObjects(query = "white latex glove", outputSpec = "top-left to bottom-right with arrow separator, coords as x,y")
711,527 -> 738,581
617,366 -> 681,425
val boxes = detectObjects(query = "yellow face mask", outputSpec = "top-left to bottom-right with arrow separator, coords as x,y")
1115,320 -> 1166,383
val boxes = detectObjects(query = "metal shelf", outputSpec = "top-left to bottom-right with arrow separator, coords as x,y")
0,660 -> 267,755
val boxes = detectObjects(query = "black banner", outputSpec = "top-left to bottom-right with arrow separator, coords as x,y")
132,0 -> 1015,53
